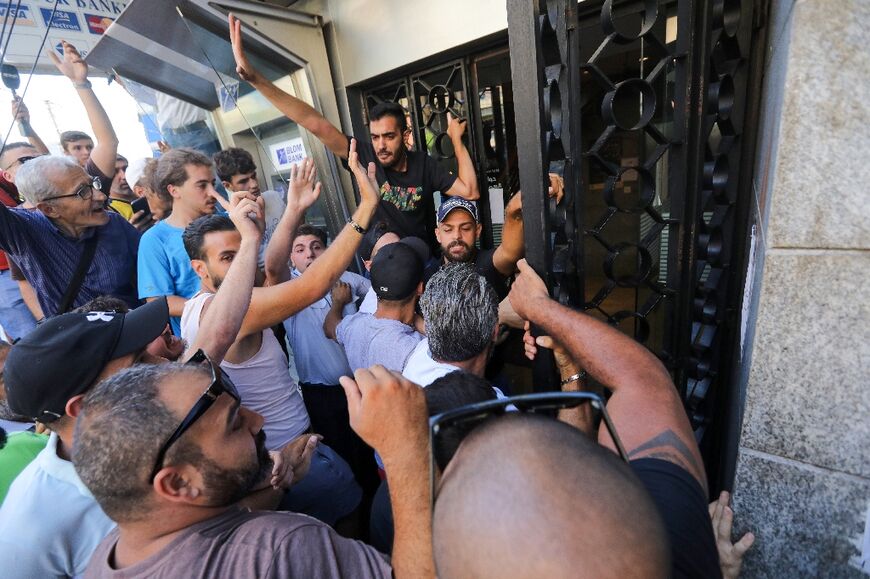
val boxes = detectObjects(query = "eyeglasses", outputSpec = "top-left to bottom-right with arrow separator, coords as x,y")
43,177 -> 102,202
148,349 -> 241,483
428,392 -> 629,508
1,154 -> 39,171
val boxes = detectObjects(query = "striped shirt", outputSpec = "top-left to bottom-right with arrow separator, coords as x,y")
0,204 -> 140,317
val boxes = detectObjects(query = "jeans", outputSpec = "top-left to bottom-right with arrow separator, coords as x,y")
162,121 -> 221,157
0,269 -> 36,342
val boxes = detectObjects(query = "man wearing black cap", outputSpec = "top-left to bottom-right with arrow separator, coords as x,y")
434,193 -> 524,301
0,298 -> 171,578
324,238 -> 428,373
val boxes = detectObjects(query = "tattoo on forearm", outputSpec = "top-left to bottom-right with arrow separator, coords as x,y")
627,429 -> 704,477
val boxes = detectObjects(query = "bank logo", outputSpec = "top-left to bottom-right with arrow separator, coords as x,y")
54,41 -> 89,58
40,7 -> 81,31
85,13 -> 114,35
0,3 -> 36,27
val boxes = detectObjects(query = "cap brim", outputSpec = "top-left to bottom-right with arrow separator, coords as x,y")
112,297 -> 170,359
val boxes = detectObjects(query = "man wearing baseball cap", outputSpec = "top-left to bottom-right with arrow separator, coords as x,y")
435,192 -> 525,301
324,237 -> 428,374
0,297 -> 170,578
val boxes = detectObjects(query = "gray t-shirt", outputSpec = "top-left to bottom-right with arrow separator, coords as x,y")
336,312 -> 423,372
85,507 -> 391,578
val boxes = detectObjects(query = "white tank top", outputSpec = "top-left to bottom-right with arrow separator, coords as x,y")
180,292 -> 311,450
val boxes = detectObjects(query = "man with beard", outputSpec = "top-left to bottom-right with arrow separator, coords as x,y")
229,14 -> 479,252
434,193 -> 524,301
0,156 -> 140,316
139,148 -> 222,335
179,141 -> 384,521
0,297 -> 174,577
74,362 -> 432,578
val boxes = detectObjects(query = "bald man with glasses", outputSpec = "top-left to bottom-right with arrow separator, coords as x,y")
0,155 -> 140,317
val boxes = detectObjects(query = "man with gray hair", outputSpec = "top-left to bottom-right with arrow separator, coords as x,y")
0,155 -> 140,316
403,262 -> 499,386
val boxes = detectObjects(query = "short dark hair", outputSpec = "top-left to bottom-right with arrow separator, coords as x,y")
426,371 -> 497,470
213,148 -> 257,183
155,148 -> 213,197
72,296 -> 131,314
73,363 -> 210,522
116,155 -> 128,165
60,131 -> 92,150
183,214 -> 236,261
0,141 -> 34,158
369,102 -> 407,132
292,223 -> 328,246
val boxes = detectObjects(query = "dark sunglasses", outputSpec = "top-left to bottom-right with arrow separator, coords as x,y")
43,176 -> 102,202
428,392 -> 629,508
1,154 -> 38,171
148,349 -> 240,483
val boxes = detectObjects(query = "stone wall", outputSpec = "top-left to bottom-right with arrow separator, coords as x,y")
733,0 -> 870,576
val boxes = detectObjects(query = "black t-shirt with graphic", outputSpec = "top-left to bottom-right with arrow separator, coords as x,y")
343,137 -> 456,251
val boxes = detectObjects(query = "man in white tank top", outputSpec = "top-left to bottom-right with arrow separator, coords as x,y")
179,145 -> 383,525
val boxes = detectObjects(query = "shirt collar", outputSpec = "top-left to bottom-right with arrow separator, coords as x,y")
36,432 -> 95,497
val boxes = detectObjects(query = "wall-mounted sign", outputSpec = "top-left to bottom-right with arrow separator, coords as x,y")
269,137 -> 308,172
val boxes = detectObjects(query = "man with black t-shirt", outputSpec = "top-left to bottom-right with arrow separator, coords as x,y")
497,259 -> 722,579
433,194 -> 524,301
229,14 -> 479,251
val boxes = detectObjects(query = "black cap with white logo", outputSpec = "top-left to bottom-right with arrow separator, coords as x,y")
4,298 -> 169,423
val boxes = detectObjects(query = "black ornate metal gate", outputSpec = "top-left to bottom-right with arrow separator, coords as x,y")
507,0 -> 766,492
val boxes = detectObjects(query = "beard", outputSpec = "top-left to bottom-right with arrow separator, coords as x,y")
199,429 -> 272,507
442,239 -> 476,263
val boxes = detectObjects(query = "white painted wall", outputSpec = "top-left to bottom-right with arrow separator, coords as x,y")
295,0 -> 508,86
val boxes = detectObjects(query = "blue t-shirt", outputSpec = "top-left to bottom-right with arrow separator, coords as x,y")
137,220 -> 201,335
336,312 -> 423,373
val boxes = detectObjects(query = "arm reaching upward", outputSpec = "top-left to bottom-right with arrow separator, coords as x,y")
49,41 -> 118,176
492,191 -> 524,276
263,158 -> 322,286
229,14 -> 348,158
237,139 -> 381,337
508,259 -> 707,491
183,196 -> 264,364
11,98 -> 49,154
443,112 -> 480,201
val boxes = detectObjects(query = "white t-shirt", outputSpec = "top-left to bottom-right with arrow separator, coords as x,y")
402,338 -> 458,386
181,292 -> 311,450
358,287 -> 377,314
155,93 -> 208,130
0,433 -> 115,578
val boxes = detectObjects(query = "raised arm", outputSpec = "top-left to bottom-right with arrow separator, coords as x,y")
508,259 -> 707,491
341,367 -> 434,579
11,98 -> 49,154
442,112 -> 480,201
491,191 -> 524,276
183,197 -> 264,364
323,281 -> 352,340
49,41 -> 118,176
229,14 -> 348,158
263,158 -> 322,286
238,139 -> 380,336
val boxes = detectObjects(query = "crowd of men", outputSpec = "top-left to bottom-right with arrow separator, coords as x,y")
0,17 -> 755,579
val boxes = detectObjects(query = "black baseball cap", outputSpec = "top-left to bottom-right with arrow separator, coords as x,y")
370,237 -> 430,301
4,298 -> 169,423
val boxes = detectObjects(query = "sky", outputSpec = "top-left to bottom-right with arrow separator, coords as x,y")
1,73 -> 153,159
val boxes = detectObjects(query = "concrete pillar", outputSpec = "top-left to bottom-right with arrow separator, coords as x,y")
733,0 -> 870,575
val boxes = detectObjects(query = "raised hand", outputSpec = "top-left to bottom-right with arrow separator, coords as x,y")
287,158 -> 322,212
446,111 -> 467,142
48,41 -> 88,84
228,13 -> 261,84
11,97 -> 28,123
508,259 -> 551,322
339,365 -> 428,464
269,433 -> 320,490
331,281 -> 352,307
229,196 -> 265,240
348,138 -> 380,207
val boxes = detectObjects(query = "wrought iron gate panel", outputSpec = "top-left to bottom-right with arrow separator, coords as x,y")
508,0 -> 762,483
